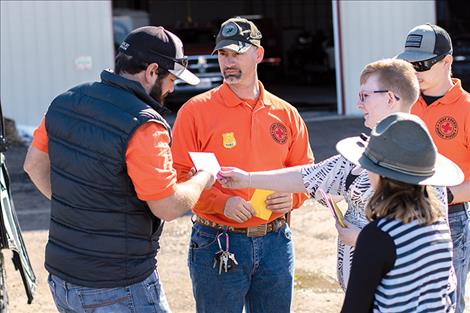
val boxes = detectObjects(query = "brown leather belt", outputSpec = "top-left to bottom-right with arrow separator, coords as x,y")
195,215 -> 286,237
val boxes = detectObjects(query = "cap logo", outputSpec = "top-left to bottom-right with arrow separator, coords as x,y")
405,34 -> 423,48
222,22 -> 238,37
119,41 -> 130,51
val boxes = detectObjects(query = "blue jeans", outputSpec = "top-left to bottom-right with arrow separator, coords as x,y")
448,204 -> 470,313
188,222 -> 295,313
47,271 -> 171,313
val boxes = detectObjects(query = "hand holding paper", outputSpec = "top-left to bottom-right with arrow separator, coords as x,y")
318,188 -> 346,228
189,152 -> 221,178
217,167 -> 250,189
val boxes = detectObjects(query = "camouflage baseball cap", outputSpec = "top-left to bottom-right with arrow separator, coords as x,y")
212,17 -> 262,54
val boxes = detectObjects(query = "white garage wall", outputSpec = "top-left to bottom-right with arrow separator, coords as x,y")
332,0 -> 436,115
1,0 -> 114,129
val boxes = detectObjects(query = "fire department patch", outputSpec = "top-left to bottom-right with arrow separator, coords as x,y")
270,123 -> 288,144
435,116 -> 458,140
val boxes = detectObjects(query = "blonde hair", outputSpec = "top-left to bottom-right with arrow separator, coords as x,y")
360,59 -> 419,111
366,177 -> 441,224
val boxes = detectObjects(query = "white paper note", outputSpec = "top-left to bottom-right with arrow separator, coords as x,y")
188,152 -> 221,178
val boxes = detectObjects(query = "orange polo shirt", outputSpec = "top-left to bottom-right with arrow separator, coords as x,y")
411,79 -> 470,181
32,118 -> 176,200
171,81 -> 314,227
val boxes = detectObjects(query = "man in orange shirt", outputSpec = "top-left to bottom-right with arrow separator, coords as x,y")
23,26 -> 214,313
397,24 -> 470,313
171,17 -> 314,313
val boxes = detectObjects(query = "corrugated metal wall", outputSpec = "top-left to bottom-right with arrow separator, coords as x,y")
333,0 -> 435,115
0,0 -> 114,128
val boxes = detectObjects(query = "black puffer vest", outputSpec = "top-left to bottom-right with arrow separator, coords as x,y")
45,70 -> 171,287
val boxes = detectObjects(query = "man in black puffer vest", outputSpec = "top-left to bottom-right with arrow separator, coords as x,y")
24,26 -> 214,313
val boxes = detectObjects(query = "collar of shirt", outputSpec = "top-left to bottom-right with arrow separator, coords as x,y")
101,69 -> 171,115
218,81 -> 271,108
420,78 -> 464,106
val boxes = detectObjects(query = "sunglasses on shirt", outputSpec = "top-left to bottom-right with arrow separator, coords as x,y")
410,54 -> 447,72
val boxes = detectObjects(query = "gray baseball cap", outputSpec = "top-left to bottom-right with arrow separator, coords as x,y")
395,24 -> 453,62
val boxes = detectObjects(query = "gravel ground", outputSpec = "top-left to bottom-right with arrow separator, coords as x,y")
4,116 -> 468,312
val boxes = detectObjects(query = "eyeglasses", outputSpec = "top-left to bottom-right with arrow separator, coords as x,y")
410,54 -> 447,72
153,51 -> 189,68
359,90 -> 400,102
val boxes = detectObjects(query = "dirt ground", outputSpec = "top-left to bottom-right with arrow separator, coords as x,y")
4,201 -> 344,313
3,117 -> 469,312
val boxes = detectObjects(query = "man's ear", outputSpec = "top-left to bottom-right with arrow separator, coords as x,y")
388,91 -> 397,106
144,63 -> 159,83
443,54 -> 453,69
256,46 -> 265,64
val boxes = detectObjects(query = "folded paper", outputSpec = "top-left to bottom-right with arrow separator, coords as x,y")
249,189 -> 274,220
318,188 -> 346,227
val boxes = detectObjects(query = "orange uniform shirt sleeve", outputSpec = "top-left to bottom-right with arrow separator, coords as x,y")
171,107 -> 229,215
126,122 -> 177,201
32,117 -> 49,153
285,110 -> 315,208
32,118 -> 175,200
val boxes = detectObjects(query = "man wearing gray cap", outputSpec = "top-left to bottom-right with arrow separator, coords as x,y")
397,23 -> 470,313
23,26 -> 214,312
171,17 -> 313,313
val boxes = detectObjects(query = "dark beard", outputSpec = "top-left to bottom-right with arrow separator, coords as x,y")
149,79 -> 167,105
222,68 -> 242,80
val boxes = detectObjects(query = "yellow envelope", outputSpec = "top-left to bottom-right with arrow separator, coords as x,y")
249,189 -> 274,220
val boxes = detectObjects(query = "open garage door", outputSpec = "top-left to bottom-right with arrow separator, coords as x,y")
112,0 -> 337,114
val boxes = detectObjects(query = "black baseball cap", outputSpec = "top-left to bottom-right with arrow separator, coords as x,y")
395,24 -> 453,62
118,26 -> 199,85
212,17 -> 262,54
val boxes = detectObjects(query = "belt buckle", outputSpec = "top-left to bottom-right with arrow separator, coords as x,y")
272,219 -> 282,232
247,224 -> 267,237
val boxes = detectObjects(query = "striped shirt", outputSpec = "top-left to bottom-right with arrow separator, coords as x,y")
301,154 -> 448,290
341,218 -> 456,312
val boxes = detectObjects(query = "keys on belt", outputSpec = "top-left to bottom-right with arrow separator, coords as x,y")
195,215 -> 286,237
213,232 -> 238,274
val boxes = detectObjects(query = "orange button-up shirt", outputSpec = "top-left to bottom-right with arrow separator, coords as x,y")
171,81 -> 314,227
32,118 -> 176,200
411,79 -> 470,181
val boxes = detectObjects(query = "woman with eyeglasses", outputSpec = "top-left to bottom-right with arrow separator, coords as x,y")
217,58 -> 449,291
